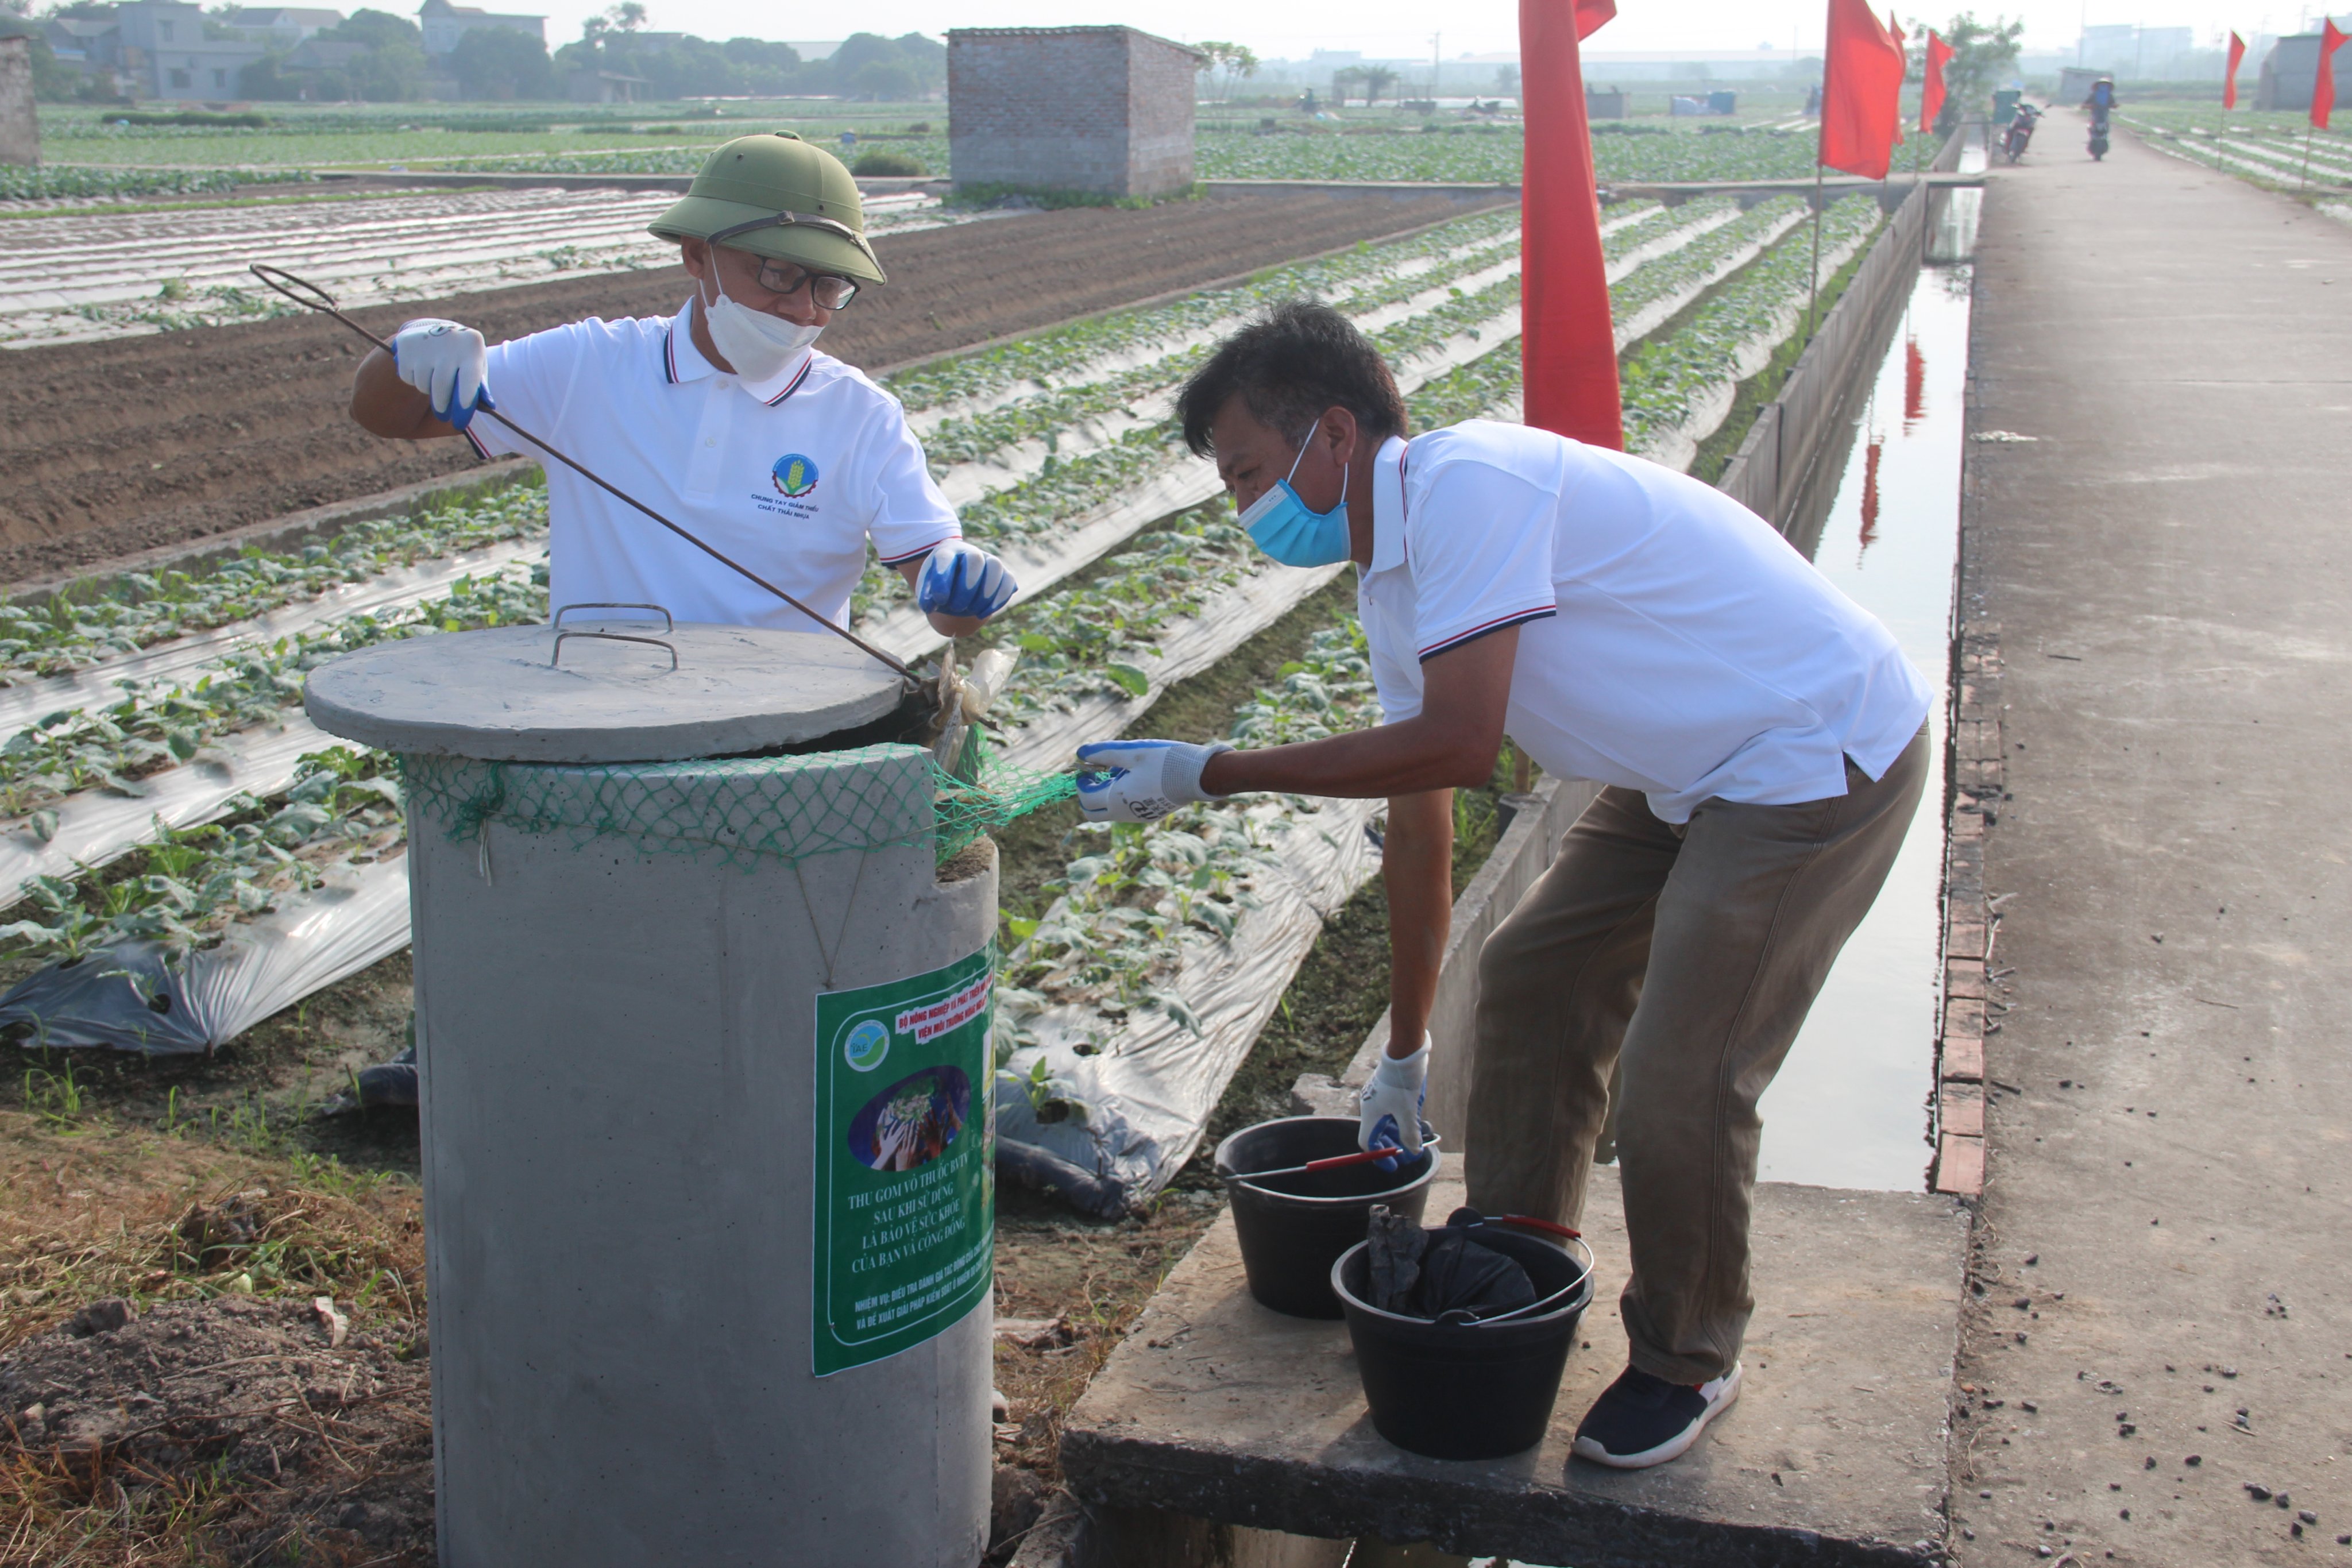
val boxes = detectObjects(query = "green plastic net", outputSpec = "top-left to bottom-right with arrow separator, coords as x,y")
399,738 -> 1075,871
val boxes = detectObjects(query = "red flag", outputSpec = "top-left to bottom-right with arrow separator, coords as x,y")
2223,30 -> 2246,109
1820,0 -> 1908,179
1921,29 -> 1953,134
2318,18 -> 2347,131
1520,0 -> 1623,447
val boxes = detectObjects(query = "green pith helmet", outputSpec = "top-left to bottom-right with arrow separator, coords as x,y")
648,132 -> 886,285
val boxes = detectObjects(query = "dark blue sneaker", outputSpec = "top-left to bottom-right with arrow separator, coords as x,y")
1572,1362 -> 1742,1469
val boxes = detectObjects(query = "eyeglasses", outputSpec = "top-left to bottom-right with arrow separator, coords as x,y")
705,208 -> 872,311
743,254 -> 860,311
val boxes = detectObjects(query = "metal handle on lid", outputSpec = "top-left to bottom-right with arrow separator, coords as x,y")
552,602 -> 675,635
550,631 -> 679,671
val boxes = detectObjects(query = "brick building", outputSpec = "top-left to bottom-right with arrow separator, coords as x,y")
947,26 -> 1202,199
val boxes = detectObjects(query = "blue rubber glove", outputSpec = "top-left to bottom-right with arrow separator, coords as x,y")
391,318 -> 493,431
1074,739 -> 1233,824
917,542 -> 1018,620
1359,1036 -> 1430,1171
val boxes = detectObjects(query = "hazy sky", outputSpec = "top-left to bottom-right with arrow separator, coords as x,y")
545,0 -> 2324,61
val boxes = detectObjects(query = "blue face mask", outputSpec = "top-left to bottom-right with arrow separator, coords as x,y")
1237,435 -> 1351,568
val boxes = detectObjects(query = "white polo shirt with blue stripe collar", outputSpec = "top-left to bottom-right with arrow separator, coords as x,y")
1357,422 -> 1931,824
466,297 -> 959,631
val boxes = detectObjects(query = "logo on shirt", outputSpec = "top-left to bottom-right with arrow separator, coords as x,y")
772,453 -> 820,499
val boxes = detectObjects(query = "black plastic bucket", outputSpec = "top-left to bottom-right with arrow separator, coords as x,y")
1213,1116 -> 1437,1319
1332,1224 -> 1594,1460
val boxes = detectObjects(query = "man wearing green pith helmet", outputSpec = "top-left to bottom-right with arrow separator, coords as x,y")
350,131 -> 1018,640
346,134 -> 1017,1109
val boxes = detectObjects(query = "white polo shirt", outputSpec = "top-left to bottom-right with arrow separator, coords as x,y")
1357,423 -> 1932,822
466,298 -> 959,631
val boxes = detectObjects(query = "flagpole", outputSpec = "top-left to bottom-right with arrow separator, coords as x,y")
1808,157 -> 1826,341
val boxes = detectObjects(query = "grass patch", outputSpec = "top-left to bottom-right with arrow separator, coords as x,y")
0,1106 -> 422,1355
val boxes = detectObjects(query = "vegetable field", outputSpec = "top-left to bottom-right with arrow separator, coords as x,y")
0,164 -> 315,202
0,190 -> 1888,1216
2122,113 -> 2352,193
0,186 -> 957,347
27,102 -> 1835,188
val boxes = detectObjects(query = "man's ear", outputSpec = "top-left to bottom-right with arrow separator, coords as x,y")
679,238 -> 708,282
1318,405 -> 1359,462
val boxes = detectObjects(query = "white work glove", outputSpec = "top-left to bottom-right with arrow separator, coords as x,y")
1358,1036 -> 1430,1168
1073,739 -> 1234,824
391,318 -> 493,431
917,541 -> 1018,620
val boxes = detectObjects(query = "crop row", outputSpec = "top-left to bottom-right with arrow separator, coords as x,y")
999,615 -> 1380,1051
886,206 -> 1523,415
432,125 -> 1831,188
917,231 -> 1523,474
0,566 -> 544,821
1604,196 -> 1799,339
1620,195 -> 1883,461
0,165 -> 314,202
0,485 -> 548,685
2131,125 -> 2352,190
0,747 -> 400,964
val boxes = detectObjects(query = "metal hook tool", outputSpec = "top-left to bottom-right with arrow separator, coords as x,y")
248,263 -> 919,687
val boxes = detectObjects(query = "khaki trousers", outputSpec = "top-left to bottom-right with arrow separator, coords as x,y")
1465,729 -> 1930,1384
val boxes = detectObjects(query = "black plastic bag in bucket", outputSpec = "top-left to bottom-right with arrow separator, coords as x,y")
1333,1212 -> 1594,1461
1214,1116 -> 1437,1319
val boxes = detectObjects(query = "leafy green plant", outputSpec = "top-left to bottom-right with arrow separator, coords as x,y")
0,566 -> 542,817
0,748 -> 403,963
0,165 -> 313,200
0,483 -> 546,685
882,206 -> 1521,414
1619,196 -> 1882,454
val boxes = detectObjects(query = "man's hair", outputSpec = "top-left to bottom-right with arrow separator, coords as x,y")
1176,300 -> 1408,459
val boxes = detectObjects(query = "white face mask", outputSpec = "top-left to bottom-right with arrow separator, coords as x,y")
701,268 -> 822,383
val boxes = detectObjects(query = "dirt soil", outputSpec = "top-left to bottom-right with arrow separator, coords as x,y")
1,1295 -> 436,1565
0,190 -> 1506,588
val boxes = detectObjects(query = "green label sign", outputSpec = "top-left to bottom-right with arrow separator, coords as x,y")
812,944 -> 996,1376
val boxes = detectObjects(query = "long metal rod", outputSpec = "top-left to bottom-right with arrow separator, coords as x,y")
248,264 -> 918,685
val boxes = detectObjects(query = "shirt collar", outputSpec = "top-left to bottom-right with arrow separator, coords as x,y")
1367,434 -> 1409,575
663,295 -> 816,407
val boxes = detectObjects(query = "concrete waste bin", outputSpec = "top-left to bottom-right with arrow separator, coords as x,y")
307,616 -> 996,1568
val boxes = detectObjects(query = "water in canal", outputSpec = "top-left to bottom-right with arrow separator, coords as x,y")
1755,260 -> 1974,1191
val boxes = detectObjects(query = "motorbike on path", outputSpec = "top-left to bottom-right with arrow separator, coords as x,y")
2001,103 -> 2044,163
2088,114 -> 2111,160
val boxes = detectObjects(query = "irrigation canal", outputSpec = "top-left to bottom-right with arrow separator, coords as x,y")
1756,257 -> 1972,1191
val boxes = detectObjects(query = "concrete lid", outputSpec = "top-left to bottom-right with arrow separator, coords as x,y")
304,621 -> 907,763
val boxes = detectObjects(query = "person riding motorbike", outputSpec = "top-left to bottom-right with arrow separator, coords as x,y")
2002,101 -> 2044,162
2083,75 -> 2115,159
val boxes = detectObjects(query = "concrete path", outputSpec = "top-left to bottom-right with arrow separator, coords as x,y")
1064,1166 -> 1965,1566
1953,113 -> 2352,1562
